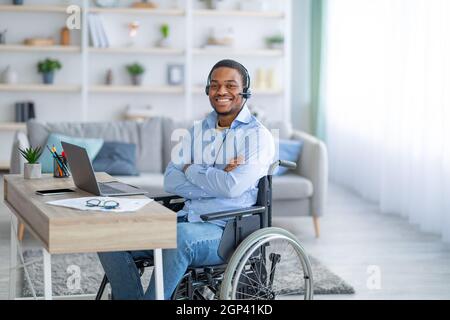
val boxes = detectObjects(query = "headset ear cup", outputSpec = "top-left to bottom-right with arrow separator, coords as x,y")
205,85 -> 210,96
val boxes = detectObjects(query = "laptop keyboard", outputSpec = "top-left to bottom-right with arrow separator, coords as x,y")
99,184 -> 122,194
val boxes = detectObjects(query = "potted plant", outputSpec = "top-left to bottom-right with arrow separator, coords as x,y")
157,23 -> 170,48
265,34 -> 284,49
200,0 -> 225,10
37,58 -> 62,84
126,63 -> 145,86
19,146 -> 43,179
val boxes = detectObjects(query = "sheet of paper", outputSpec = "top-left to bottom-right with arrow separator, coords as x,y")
46,196 -> 153,213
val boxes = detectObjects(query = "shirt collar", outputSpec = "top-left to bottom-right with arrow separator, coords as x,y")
206,104 -> 252,129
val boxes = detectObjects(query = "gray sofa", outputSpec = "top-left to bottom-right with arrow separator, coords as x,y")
10,118 -> 328,237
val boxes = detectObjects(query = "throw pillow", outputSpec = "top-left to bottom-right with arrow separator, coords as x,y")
92,141 -> 139,176
274,139 -> 303,176
40,133 -> 104,173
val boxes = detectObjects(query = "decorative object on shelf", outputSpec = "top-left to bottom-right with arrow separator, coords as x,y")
266,68 -> 278,90
265,33 -> 284,49
19,146 -> 43,180
0,29 -> 7,44
124,105 -> 154,121
205,27 -> 235,48
156,23 -> 170,48
13,0 -> 24,5
255,68 -> 267,90
126,62 -> 145,86
15,101 -> 35,122
126,21 -> 140,47
105,69 -> 113,85
60,26 -> 71,46
131,0 -> 158,9
167,64 -> 184,85
240,0 -> 268,12
1,65 -> 18,84
200,0 -> 225,10
24,38 -> 55,46
37,58 -> 62,85
94,0 -> 118,8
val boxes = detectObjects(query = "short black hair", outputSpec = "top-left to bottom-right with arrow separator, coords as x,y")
208,59 -> 249,88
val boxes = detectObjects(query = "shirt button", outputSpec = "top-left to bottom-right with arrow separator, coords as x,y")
189,192 -> 192,195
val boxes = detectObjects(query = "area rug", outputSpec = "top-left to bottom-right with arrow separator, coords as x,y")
20,249 -> 355,297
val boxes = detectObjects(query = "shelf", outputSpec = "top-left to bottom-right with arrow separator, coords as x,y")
90,85 -> 184,94
0,4 -> 68,13
0,122 -> 26,131
193,9 -> 284,18
0,44 -> 81,53
193,48 -> 283,57
193,86 -> 283,95
89,7 -> 184,16
0,84 -> 81,93
89,47 -> 184,55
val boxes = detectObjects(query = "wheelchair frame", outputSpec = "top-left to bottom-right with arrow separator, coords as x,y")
96,160 -> 313,300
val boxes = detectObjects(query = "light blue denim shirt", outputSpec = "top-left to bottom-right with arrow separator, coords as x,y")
163,105 -> 275,227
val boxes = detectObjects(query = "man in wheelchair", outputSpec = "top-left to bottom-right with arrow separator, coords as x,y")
97,59 -> 277,300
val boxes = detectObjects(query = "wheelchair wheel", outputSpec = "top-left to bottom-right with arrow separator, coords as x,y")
219,227 -> 313,300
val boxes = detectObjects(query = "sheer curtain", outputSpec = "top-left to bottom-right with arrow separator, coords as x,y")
324,0 -> 450,242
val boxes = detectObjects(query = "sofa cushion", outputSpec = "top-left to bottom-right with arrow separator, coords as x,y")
115,173 -> 168,197
272,174 -> 313,200
27,118 -> 163,173
92,141 -> 139,176
40,133 -> 104,174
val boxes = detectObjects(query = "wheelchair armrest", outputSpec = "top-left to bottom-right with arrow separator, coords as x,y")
153,195 -> 184,202
200,206 -> 266,222
153,195 -> 185,211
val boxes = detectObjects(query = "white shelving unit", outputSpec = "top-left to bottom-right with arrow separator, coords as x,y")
0,0 -> 292,133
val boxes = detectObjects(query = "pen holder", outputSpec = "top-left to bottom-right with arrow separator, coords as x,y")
53,158 -> 70,178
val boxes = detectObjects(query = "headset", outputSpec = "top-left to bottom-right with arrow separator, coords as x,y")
205,62 -> 252,100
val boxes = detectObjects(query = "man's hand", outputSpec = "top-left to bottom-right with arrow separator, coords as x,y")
183,164 -> 191,173
224,156 -> 244,172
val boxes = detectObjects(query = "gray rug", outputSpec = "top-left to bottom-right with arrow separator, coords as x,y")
20,249 -> 355,297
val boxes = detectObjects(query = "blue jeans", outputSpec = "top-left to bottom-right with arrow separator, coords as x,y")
97,220 -> 225,300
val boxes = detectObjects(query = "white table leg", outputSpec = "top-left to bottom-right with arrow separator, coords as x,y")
153,249 -> 164,300
43,249 -> 52,300
9,216 -> 18,300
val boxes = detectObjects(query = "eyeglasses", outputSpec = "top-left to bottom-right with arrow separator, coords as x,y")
85,199 -> 119,210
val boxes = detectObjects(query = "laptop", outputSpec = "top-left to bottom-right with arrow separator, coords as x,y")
61,141 -> 148,196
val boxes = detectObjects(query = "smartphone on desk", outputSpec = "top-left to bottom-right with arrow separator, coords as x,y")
36,188 -> 75,196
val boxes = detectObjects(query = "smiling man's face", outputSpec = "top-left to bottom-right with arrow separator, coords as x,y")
208,67 -> 244,117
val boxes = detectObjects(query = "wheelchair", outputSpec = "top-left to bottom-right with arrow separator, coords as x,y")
96,160 -> 314,300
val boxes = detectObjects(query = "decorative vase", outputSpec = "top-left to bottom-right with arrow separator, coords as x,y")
42,72 -> 54,84
131,74 -> 143,86
2,66 -> 18,84
24,163 -> 41,179
157,37 -> 170,48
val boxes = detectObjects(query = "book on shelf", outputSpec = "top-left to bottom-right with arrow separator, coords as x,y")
88,13 -> 109,48
15,101 -> 35,123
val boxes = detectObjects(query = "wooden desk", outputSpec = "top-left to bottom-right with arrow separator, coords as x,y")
3,173 -> 177,300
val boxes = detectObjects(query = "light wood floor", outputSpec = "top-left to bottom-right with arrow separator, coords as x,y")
1,174 -> 449,300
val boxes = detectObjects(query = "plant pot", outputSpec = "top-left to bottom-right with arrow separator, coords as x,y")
42,72 -> 54,84
131,74 -> 143,86
157,37 -> 170,48
24,163 -> 41,179
13,0 -> 24,5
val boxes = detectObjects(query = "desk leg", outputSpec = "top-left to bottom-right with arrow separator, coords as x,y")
43,249 -> 52,300
9,217 -> 18,300
153,249 -> 164,300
